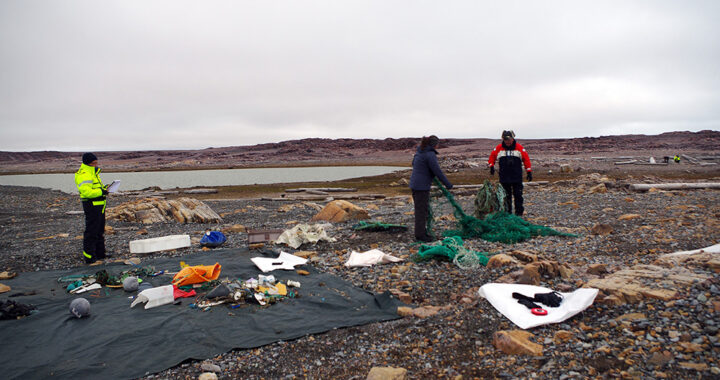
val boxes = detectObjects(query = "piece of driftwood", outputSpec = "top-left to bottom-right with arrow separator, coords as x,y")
629,183 -> 720,192
614,160 -> 637,165
681,154 -> 701,164
285,187 -> 358,193
183,188 -> 218,194
699,162 -> 717,166
633,162 -> 669,166
262,193 -> 386,202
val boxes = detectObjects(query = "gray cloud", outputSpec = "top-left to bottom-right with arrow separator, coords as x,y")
1,0 -> 718,151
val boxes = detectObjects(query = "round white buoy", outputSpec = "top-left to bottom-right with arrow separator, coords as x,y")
69,298 -> 91,318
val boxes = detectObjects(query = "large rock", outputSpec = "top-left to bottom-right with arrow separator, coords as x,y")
311,200 -> 370,223
493,330 -> 543,356
590,223 -> 613,235
486,254 -> 519,269
586,263 -> 711,304
107,197 -> 222,224
367,367 -> 407,380
519,260 -> 574,285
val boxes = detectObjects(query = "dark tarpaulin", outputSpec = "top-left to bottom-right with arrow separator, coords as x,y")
0,248 -> 401,379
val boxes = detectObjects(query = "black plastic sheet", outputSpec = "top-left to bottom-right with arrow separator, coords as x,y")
0,248 -> 401,379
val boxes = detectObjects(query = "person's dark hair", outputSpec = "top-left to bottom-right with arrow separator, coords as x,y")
82,152 -> 98,165
420,135 -> 440,149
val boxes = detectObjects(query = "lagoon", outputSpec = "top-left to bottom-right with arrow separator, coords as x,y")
0,166 -> 408,194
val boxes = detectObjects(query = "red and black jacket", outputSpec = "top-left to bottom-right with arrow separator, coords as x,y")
488,140 -> 532,183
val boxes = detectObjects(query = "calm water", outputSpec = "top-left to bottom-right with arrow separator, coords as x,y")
0,166 -> 407,194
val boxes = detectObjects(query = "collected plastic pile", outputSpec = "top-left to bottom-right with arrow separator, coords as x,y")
190,274 -> 300,310
0,299 -> 36,320
57,261 -> 300,312
429,179 -> 576,244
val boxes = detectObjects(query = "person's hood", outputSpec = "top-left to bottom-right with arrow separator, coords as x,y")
80,163 -> 100,173
501,140 -> 517,150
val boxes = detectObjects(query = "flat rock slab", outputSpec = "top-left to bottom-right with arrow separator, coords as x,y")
587,246 -> 717,304
107,197 -> 222,224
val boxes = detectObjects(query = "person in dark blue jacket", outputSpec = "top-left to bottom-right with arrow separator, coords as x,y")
409,135 -> 453,242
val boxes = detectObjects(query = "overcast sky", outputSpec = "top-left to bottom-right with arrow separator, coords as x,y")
1,1 -> 718,151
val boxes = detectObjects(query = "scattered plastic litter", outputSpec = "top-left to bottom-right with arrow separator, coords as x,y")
130,285 -> 175,309
251,252 -> 308,273
200,230 -> 227,248
172,263 -> 222,286
344,249 -> 403,267
274,224 -> 336,249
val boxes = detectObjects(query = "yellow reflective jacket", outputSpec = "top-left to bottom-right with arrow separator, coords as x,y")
74,163 -> 106,201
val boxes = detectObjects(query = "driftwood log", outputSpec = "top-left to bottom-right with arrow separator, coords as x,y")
629,183 -> 720,192
285,187 -> 358,193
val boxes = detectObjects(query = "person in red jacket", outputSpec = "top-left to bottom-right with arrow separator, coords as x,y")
487,130 -> 532,216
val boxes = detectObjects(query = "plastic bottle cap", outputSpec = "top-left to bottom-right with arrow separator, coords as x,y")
531,308 -> 548,316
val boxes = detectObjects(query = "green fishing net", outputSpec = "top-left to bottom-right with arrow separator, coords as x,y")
428,178 -> 576,244
474,180 -> 506,218
414,236 -> 490,269
352,221 -> 408,232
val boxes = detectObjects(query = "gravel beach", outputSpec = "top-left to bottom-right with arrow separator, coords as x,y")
1,171 -> 719,379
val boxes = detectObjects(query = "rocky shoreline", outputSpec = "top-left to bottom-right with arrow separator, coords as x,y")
1,171 -> 719,378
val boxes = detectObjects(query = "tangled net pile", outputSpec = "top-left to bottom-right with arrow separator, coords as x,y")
428,178 -> 576,244
415,236 -> 490,269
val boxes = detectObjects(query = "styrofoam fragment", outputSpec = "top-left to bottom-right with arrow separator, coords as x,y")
129,235 -> 191,254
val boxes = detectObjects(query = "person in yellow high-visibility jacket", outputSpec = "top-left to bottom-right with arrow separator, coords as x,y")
74,153 -> 108,264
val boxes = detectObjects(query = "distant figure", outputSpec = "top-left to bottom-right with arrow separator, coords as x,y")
674,155 -> 681,163
488,130 -> 532,216
663,156 -> 670,164
409,135 -> 453,242
74,153 -> 108,264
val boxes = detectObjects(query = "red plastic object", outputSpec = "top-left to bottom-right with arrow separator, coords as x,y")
531,308 -> 548,316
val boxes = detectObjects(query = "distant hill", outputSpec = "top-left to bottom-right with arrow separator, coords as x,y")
1,130 -> 718,174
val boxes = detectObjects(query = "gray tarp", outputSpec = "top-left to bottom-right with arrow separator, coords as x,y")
0,248 -> 401,379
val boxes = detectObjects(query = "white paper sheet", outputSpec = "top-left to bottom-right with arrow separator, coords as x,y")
107,180 -> 121,193
478,283 -> 598,329
251,251 -> 309,273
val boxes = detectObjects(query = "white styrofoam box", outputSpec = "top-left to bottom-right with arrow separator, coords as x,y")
129,234 -> 191,254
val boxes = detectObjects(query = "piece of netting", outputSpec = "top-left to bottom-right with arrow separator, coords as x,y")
430,178 -> 576,244
352,221 -> 408,232
414,236 -> 490,268
474,180 -> 507,218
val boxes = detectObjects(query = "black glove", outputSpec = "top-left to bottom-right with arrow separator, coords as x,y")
526,171 -> 532,181
102,188 -> 109,196
446,184 -> 453,190
489,166 -> 495,175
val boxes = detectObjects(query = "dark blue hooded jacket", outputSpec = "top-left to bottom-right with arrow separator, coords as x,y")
409,146 -> 453,191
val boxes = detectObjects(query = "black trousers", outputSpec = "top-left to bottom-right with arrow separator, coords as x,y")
412,190 -> 431,240
82,200 -> 106,261
501,182 -> 524,216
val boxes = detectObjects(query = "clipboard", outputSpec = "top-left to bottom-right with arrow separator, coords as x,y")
107,180 -> 121,193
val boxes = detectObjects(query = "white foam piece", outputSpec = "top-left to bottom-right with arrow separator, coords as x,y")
129,234 -> 191,254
